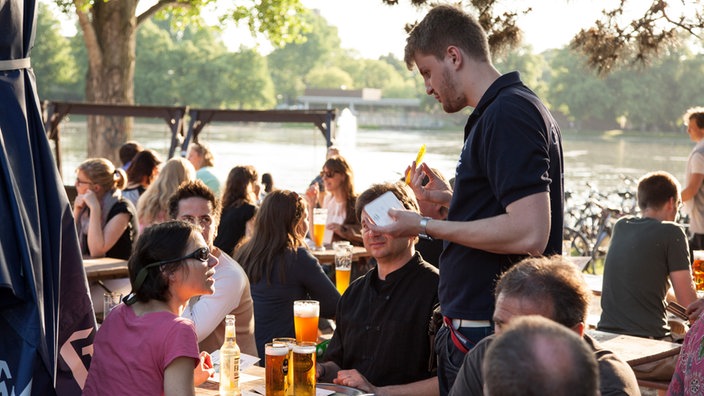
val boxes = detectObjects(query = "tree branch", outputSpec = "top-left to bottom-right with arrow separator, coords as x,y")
136,0 -> 182,26
73,0 -> 101,74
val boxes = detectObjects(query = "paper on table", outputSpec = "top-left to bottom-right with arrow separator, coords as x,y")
207,351 -> 261,384
363,191 -> 404,227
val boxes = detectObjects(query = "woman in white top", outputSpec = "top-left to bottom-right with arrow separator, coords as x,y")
306,155 -> 362,245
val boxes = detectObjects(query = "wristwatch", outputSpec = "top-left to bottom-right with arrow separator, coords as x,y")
419,217 -> 433,240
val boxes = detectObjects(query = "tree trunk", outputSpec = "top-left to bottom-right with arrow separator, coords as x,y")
82,0 -> 137,164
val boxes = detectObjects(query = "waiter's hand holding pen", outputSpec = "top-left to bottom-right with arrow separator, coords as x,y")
405,144 -> 426,185
406,161 -> 454,208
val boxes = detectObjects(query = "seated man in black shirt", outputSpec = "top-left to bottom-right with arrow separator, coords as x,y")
317,182 -> 439,396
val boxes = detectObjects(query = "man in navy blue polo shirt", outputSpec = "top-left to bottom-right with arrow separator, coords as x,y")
370,5 -> 564,395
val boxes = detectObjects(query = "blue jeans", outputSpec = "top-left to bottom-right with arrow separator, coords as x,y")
436,323 -> 494,396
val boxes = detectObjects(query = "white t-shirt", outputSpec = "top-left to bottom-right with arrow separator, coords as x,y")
323,194 -> 346,244
685,140 -> 704,233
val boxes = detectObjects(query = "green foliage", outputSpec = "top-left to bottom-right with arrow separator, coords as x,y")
305,67 -> 354,89
135,19 -> 275,108
493,45 -> 548,101
33,2 -> 80,100
267,9 -> 341,104
37,1 -> 704,132
548,47 -> 619,128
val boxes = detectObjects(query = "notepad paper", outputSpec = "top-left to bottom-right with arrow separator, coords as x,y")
363,191 -> 404,227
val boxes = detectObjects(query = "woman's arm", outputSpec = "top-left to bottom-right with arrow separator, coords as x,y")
163,357 -> 196,396
87,212 -> 130,257
299,250 -> 340,318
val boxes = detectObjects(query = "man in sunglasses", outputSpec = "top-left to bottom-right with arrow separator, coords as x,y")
167,180 -> 257,358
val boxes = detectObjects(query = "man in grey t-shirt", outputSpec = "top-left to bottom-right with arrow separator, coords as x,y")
598,171 -> 696,339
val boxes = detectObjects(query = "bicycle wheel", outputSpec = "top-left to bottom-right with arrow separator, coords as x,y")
590,232 -> 611,274
563,227 -> 591,257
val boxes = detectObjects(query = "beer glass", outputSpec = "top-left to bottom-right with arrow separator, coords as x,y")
103,292 -> 122,317
693,250 -> 704,291
293,341 -> 317,396
265,342 -> 289,396
293,300 -> 319,343
273,337 -> 296,396
334,243 -> 353,294
312,208 -> 328,251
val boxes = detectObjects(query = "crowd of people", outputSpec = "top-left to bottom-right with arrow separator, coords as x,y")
72,4 -> 704,395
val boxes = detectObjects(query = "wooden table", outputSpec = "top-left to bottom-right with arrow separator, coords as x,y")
566,256 -> 592,272
583,273 -> 603,296
83,257 -> 129,282
587,329 -> 681,367
311,245 -> 370,265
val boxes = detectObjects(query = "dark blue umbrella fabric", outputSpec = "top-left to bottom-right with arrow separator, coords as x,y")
0,1 -> 96,394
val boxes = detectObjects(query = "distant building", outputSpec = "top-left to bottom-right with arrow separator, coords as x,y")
298,88 -> 421,112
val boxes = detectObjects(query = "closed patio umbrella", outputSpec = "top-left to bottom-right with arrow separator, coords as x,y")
0,0 -> 96,394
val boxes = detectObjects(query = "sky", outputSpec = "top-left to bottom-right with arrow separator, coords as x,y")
296,0 -> 606,58
51,0 -> 686,59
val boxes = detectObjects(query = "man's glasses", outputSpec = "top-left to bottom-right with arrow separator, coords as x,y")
320,170 -> 339,179
180,215 -> 213,228
132,247 -> 210,292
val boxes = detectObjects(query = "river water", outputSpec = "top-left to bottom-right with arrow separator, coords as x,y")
55,120 -> 693,200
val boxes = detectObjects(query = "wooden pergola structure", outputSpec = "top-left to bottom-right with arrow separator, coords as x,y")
42,101 -> 336,176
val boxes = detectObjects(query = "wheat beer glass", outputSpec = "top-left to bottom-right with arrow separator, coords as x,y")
265,342 -> 289,396
293,300 -> 319,342
334,243 -> 353,294
312,208 -> 328,251
293,341 -> 317,396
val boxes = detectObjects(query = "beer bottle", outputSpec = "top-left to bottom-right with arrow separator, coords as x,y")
219,314 -> 241,396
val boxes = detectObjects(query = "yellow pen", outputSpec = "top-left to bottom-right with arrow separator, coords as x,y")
406,144 -> 426,184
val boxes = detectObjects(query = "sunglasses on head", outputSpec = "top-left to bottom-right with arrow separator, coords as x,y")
132,247 -> 210,292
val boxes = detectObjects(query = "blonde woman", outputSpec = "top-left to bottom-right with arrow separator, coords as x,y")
74,157 -> 137,260
187,141 -> 221,195
137,157 -> 195,231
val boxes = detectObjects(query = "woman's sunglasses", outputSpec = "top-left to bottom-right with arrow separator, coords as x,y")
132,247 -> 210,291
320,170 -> 339,179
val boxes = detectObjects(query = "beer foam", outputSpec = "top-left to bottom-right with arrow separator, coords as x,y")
266,344 -> 289,356
294,302 -> 319,317
293,344 -> 317,354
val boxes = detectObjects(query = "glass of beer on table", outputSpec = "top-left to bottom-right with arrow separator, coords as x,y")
272,337 -> 296,396
265,342 -> 289,396
334,242 -> 353,294
312,208 -> 328,251
293,341 -> 317,396
693,250 -> 704,291
293,300 -> 319,343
